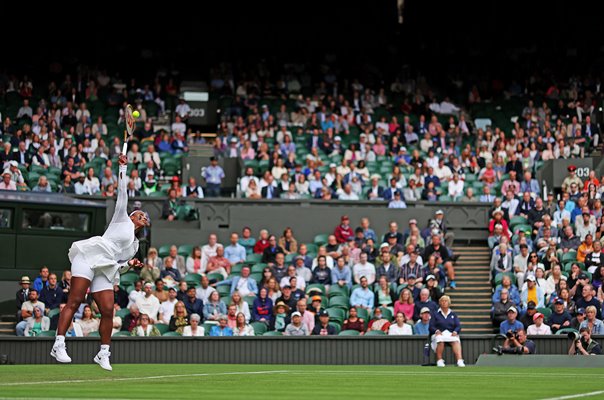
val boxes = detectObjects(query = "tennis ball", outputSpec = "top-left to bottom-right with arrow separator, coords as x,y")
132,110 -> 140,119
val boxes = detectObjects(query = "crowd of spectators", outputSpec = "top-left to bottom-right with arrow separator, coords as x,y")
489,164 -> 604,350
14,213 -> 460,337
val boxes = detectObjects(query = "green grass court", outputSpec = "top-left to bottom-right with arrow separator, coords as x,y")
0,364 -> 602,399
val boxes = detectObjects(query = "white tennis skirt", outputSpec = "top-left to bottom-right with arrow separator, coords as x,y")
71,253 -> 114,293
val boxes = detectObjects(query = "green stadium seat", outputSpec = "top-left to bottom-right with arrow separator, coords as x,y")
178,244 -> 194,257
158,245 -> 171,258
338,329 -> 360,336
262,331 -> 282,336
326,308 -> 346,325
365,330 -> 386,336
509,216 -> 528,229
120,273 -> 139,286
251,263 -> 268,274
561,252 -> 577,264
116,308 -> 131,319
88,332 -> 100,337
155,323 -> 170,335
38,330 -> 56,337
162,331 -> 182,337
328,296 -> 350,310
246,254 -> 263,264
555,328 -> 579,336
328,285 -> 350,298
185,273 -> 202,286
372,307 -> 393,321
112,330 -> 131,337
230,263 -> 245,275
355,308 -> 369,322
217,285 -> 231,297
313,233 -> 329,245
328,322 -> 342,334
250,322 -> 268,335
47,308 -> 61,319
207,273 -> 224,282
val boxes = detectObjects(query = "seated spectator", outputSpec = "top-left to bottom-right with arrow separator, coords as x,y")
334,215 -> 354,243
270,301 -> 290,332
414,307 -> 431,335
374,276 -> 396,309
252,287 -> 274,325
527,312 -> 552,335
24,306 -> 50,336
429,295 -> 464,367
135,282 -> 161,322
182,313 -> 205,337
568,326 -> 602,355
160,257 -> 182,285
548,298 -> 572,333
217,266 -> 258,298
492,275 -> 521,306
206,245 -> 231,279
239,227 -> 256,253
209,315 -> 233,336
245,179 -> 262,199
159,287 -> 178,324
262,235 -> 284,265
75,305 -> 100,337
186,246 -> 203,274
131,313 -> 161,337
367,307 -> 391,333
350,276 -> 374,311
203,291 -> 227,322
169,301 -> 190,334
490,243 -> 513,281
225,233 -> 247,265
161,189 -> 180,221
414,289 -> 438,320
153,279 -> 168,303
16,289 -> 46,336
342,306 -> 366,334
39,273 -> 63,312
0,171 -> 17,190
311,310 -> 336,335
576,284 -> 602,319
394,288 -> 415,322
353,253 -> 376,285
520,275 -> 544,309
492,288 -> 516,326
283,311 -> 308,336
519,301 -> 538,329
184,286 -> 204,317
311,255 -> 332,286
499,306 -> 524,335
122,304 -> 141,332
579,305 -> 604,335
233,312 -> 255,336
388,312 -> 413,335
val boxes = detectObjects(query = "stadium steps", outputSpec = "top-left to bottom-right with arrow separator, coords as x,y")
449,245 -> 493,335
0,315 -> 16,335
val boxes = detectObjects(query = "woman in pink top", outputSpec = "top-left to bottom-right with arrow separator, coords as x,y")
372,136 -> 386,156
393,288 -> 415,321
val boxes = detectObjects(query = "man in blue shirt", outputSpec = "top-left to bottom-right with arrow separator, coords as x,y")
203,157 -> 225,197
350,276 -> 374,311
499,306 -> 524,335
414,307 -> 431,335
331,257 -> 352,289
224,233 -> 247,265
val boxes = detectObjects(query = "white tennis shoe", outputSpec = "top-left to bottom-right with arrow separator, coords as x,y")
457,359 -> 466,367
94,350 -> 112,371
436,359 -> 446,367
50,343 -> 72,363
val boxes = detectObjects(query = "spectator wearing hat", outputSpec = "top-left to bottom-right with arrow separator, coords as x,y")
499,306 -> 524,335
569,326 -> 602,355
562,165 -> 583,193
571,307 -> 586,330
388,190 -> 407,209
520,276 -> 545,310
284,311 -> 309,336
527,312 -> 552,335
0,171 -> 17,190
270,301 -> 290,332
548,298 -> 572,333
16,276 -> 31,315
414,307 -> 431,335
312,310 -> 336,336
209,315 -> 234,336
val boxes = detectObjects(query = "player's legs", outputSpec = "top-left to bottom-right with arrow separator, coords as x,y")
92,289 -> 114,346
56,276 -> 91,336
90,274 -> 115,371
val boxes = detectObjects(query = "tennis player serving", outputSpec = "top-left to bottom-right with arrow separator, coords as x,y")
51,154 -> 149,371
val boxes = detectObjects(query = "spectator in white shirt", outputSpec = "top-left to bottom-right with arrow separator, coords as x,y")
135,283 -> 161,323
143,144 -> 161,169
159,287 -> 178,324
448,173 -> 465,200
527,312 -> 552,335
353,252 -> 376,285
388,312 -> 413,335
175,99 -> 191,120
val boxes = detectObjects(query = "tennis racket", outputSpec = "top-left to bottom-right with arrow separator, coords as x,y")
122,104 -> 136,155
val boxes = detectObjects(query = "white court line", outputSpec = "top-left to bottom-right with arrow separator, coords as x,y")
539,391 -> 604,400
2,369 -> 601,387
0,370 -> 290,387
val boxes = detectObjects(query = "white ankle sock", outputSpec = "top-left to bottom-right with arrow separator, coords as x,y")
55,335 -> 65,345
100,345 -> 110,352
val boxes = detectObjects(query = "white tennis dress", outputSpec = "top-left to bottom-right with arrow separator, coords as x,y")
68,164 -> 139,292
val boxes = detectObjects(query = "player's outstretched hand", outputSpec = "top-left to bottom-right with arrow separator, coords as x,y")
128,258 -> 144,269
118,154 -> 128,166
